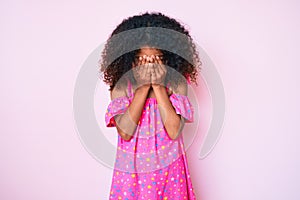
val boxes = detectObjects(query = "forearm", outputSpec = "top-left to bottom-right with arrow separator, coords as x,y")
152,85 -> 185,140
114,85 -> 150,139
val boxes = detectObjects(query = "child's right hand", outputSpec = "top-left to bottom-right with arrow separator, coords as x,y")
132,55 -> 152,89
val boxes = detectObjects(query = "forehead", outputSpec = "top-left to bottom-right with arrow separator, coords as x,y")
137,46 -> 162,55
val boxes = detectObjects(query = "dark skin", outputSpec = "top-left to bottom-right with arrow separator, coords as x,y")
110,47 -> 187,141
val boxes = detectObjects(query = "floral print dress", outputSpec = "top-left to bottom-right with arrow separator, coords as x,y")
105,80 -> 196,200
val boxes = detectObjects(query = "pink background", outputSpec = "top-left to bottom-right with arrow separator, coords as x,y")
1,0 -> 300,199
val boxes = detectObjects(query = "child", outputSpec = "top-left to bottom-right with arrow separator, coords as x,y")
99,12 -> 201,200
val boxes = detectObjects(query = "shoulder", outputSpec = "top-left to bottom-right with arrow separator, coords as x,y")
168,80 -> 188,96
110,82 -> 128,100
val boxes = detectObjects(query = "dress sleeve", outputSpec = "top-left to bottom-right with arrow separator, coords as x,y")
169,93 -> 194,123
105,96 -> 131,127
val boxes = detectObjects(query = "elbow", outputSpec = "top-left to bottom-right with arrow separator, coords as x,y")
168,134 -> 177,140
168,129 -> 182,140
116,125 -> 133,141
166,117 -> 185,140
121,133 -> 132,141
166,125 -> 183,140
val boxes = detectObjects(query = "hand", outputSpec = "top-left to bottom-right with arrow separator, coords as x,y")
132,55 -> 151,89
150,55 -> 167,87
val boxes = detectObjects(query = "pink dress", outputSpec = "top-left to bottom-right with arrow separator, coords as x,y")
105,80 -> 196,200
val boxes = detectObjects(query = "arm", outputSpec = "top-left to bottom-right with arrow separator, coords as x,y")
111,84 -> 150,141
150,55 -> 188,140
111,59 -> 152,141
152,83 -> 187,140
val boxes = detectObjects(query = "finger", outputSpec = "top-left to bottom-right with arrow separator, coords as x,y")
150,55 -> 155,63
142,55 -> 147,66
150,64 -> 155,79
155,55 -> 161,64
146,55 -> 151,63
156,55 -> 163,64
151,67 -> 157,83
158,61 -> 167,74
133,68 -> 139,80
148,64 -> 152,83
138,64 -> 145,76
155,55 -> 164,73
147,60 -> 152,75
154,55 -> 159,65
137,56 -> 143,66
150,64 -> 157,82
155,62 -> 162,76
159,64 -> 167,84
140,64 -> 149,82
147,63 -> 152,75
153,58 -> 159,77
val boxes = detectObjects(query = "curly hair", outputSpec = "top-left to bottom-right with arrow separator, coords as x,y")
98,12 -> 202,91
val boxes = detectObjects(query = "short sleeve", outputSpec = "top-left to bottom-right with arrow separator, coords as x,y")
169,93 -> 194,123
105,96 -> 131,127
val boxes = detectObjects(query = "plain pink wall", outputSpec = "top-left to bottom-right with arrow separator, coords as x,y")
1,0 -> 300,199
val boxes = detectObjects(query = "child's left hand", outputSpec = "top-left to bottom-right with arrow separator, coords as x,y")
150,55 -> 167,87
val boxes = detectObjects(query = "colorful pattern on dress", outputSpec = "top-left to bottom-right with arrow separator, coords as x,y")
105,80 -> 196,199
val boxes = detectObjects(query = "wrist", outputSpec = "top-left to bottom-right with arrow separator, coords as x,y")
135,84 -> 151,93
151,84 -> 165,90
